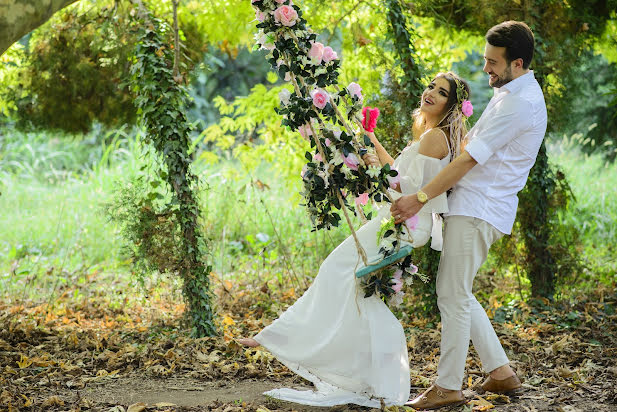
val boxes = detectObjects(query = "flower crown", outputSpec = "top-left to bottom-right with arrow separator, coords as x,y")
453,77 -> 473,117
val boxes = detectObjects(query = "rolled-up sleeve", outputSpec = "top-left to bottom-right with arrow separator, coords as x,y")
466,96 -> 533,165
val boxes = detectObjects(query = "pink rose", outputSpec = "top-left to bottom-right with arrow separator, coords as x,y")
355,192 -> 369,206
311,88 -> 329,110
405,214 -> 419,232
273,5 -> 298,27
343,153 -> 359,170
391,277 -> 403,293
298,123 -> 312,140
314,152 -> 323,162
255,10 -> 266,22
387,169 -> 400,189
322,46 -> 338,62
347,82 -> 363,101
308,42 -> 325,64
461,100 -> 473,117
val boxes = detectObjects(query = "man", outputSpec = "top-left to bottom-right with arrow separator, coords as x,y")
390,21 -> 547,409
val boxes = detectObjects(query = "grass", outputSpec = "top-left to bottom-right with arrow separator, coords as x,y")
0,126 -> 615,304
548,134 -> 617,285
0,126 -> 350,301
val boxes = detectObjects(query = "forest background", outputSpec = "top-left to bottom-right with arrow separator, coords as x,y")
0,0 -> 616,411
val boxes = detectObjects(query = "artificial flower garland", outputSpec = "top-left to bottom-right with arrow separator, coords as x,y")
251,0 -> 424,305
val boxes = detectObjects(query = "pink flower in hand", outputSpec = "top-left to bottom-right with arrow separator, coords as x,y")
387,170 -> 400,189
311,88 -> 329,110
343,153 -> 359,170
322,46 -> 338,62
347,82 -> 363,101
355,192 -> 369,206
462,100 -> 474,117
405,214 -> 419,232
361,106 -> 380,132
274,5 -> 298,27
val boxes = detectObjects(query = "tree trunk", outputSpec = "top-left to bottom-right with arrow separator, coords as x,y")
0,0 -> 79,55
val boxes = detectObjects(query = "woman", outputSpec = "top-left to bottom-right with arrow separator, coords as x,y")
239,72 -> 471,408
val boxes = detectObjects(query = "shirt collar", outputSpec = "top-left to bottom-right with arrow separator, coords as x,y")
496,70 -> 535,95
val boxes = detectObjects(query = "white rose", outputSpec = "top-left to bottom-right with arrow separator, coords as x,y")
278,89 -> 292,106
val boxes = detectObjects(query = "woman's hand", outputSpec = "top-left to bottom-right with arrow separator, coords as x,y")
362,153 -> 381,167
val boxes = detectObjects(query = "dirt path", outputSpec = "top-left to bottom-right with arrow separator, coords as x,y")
54,376 -> 617,411
82,377 -> 326,410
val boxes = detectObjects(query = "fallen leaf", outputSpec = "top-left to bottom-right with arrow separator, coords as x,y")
127,402 -> 147,412
41,395 -> 65,408
469,395 -> 495,411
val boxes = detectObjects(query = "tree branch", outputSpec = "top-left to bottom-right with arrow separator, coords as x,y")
0,0 -> 80,55
172,0 -> 181,81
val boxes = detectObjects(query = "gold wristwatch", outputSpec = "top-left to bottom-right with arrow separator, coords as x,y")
417,190 -> 429,204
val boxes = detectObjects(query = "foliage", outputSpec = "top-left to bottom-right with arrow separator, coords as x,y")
0,1 -> 137,133
186,48 -> 272,130
492,145 -> 583,299
126,7 -> 215,337
106,178 -> 183,286
560,51 -> 617,162
367,0 -> 426,155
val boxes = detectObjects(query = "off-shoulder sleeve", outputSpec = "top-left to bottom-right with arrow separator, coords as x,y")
397,152 -> 448,214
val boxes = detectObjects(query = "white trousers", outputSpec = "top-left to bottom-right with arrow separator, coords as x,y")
435,216 -> 510,390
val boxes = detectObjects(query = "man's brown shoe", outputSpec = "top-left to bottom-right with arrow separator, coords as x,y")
479,374 -> 522,394
405,385 -> 466,410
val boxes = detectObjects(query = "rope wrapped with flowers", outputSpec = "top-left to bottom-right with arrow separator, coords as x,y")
251,0 -> 423,305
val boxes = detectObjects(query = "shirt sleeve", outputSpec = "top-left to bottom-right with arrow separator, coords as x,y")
465,95 -> 533,165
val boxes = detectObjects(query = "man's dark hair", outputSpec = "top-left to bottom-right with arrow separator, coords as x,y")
486,21 -> 535,69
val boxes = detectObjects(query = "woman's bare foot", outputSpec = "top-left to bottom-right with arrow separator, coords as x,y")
237,338 -> 260,347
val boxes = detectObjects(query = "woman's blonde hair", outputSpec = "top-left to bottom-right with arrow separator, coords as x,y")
411,72 -> 470,160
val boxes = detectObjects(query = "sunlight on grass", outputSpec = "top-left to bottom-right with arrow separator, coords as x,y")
1,127 -> 615,303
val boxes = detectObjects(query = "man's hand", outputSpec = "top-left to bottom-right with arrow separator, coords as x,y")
390,194 -> 423,224
362,153 -> 381,167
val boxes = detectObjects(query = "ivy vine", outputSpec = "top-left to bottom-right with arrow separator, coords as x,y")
127,8 -> 216,337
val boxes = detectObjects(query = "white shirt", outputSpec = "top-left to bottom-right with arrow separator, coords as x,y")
446,71 -> 547,234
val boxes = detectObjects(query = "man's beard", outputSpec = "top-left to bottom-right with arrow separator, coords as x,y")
489,65 -> 513,88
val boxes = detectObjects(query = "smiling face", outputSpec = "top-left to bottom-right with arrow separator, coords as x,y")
420,76 -> 452,118
483,43 -> 514,88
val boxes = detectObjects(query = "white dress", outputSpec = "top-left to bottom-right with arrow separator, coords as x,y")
254,131 -> 451,407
